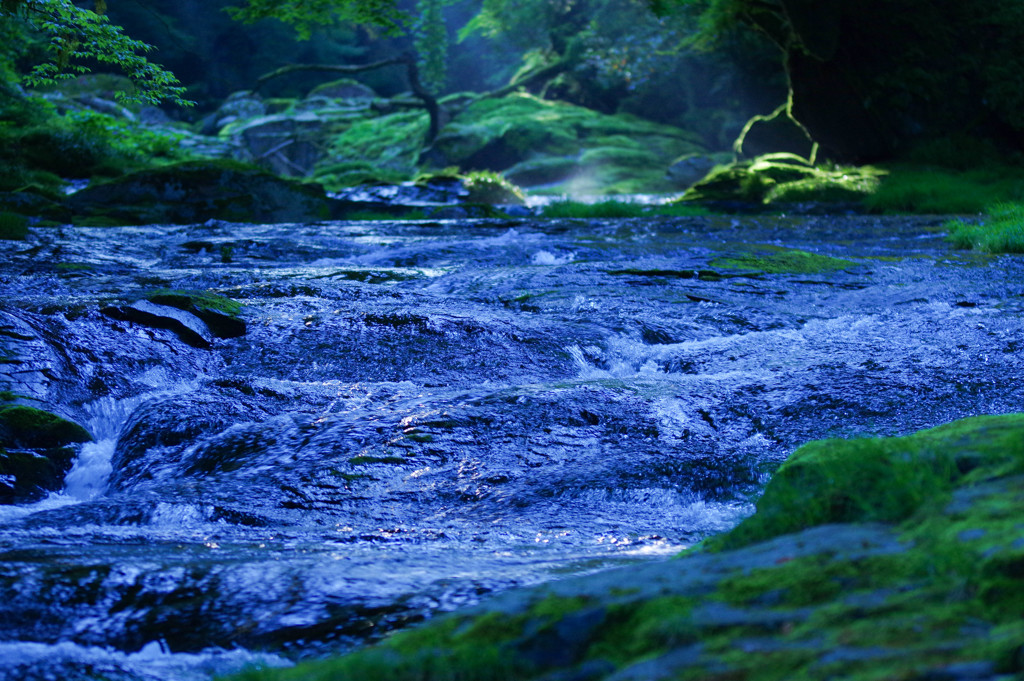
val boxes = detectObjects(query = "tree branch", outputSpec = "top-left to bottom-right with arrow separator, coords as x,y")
253,53 -> 440,143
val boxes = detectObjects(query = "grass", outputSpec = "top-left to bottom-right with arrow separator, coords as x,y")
540,200 -> 710,219
945,202 -> 1024,253
864,164 -> 1024,214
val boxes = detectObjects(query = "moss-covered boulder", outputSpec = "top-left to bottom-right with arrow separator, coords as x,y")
0,405 -> 92,502
681,152 -> 883,208
429,94 -> 704,195
0,405 -> 92,450
65,160 -> 331,225
144,289 -> 246,338
230,413 -> 1024,681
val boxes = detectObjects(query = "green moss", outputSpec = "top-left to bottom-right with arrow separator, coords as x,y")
144,289 -> 243,317
682,154 -> 883,207
462,170 -> 525,204
0,405 -> 92,449
317,111 -> 430,184
0,211 -> 29,240
945,202 -> 1024,253
711,245 -> 855,274
711,414 -> 1024,552
348,455 -> 407,465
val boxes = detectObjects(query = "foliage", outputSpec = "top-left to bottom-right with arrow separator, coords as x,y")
864,166 -> 1024,215
227,0 -> 406,40
946,203 -> 1024,254
0,0 -> 190,106
414,0 -> 448,93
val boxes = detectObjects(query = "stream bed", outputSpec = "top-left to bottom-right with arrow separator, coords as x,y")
2,214 -> 1023,680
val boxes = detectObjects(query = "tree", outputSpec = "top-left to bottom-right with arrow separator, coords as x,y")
672,0 -> 1024,161
0,0 -> 191,106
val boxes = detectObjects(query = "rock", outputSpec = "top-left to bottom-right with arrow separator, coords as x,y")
307,78 -> 377,100
666,153 -> 720,188
0,405 -> 92,450
231,112 -> 326,177
65,160 -> 331,225
213,91 -> 268,130
0,405 -> 92,503
102,300 -> 215,348
0,447 -> 77,503
144,290 -> 246,338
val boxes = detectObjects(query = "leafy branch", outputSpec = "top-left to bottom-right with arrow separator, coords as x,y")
1,0 -> 192,106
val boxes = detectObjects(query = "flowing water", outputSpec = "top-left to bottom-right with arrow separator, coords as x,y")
1,214 -> 1023,680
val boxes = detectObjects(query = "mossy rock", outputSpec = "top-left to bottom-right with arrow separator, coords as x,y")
682,153 -> 881,207
711,245 -> 855,274
712,413 -> 1024,552
65,159 -> 331,225
143,289 -> 246,338
0,211 -> 29,240
0,446 -> 78,502
431,94 -> 703,194
229,413 -> 1024,681
313,111 -> 430,187
0,405 -> 92,449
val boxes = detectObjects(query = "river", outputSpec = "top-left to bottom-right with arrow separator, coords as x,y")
1,214 -> 1022,680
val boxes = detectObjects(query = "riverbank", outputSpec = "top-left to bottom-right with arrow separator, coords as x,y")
235,413 -> 1024,681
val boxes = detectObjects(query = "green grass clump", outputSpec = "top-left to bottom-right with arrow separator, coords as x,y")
945,202 -> 1024,253
864,165 -> 1024,214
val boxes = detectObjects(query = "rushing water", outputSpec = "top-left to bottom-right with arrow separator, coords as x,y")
2,214 -> 1024,680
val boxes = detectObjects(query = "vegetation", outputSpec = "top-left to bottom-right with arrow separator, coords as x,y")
946,203 -> 1024,254
0,0 -> 189,106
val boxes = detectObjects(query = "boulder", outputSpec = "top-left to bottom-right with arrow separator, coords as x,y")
65,160 -> 331,225
102,300 -> 215,349
231,113 -> 326,177
0,405 -> 92,503
307,78 -> 377,100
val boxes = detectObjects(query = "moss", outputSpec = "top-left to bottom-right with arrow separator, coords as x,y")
711,414 -> 1024,552
682,154 -> 883,207
0,405 -> 92,449
144,289 -> 243,318
711,245 -> 855,274
0,211 -> 29,240
462,170 -> 525,204
315,110 -> 430,186
348,455 -> 407,465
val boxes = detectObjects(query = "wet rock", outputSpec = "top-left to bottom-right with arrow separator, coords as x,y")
143,290 -> 246,338
0,405 -> 91,502
102,300 -> 215,348
110,393 -> 261,489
